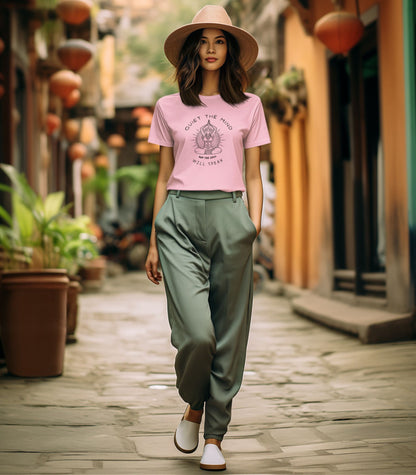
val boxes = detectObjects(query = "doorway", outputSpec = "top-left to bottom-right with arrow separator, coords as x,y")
329,21 -> 386,298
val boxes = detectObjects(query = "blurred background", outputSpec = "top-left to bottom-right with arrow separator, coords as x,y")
0,0 -> 415,326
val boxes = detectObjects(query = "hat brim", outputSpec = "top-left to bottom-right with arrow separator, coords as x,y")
164,22 -> 258,71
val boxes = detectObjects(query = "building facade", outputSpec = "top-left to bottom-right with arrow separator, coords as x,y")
227,0 -> 416,334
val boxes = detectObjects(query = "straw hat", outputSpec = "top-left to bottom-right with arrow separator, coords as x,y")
164,5 -> 258,71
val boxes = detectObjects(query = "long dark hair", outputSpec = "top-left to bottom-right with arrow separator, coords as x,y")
175,29 -> 249,106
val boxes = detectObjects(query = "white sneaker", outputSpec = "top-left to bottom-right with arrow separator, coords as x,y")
200,444 -> 226,471
174,419 -> 200,453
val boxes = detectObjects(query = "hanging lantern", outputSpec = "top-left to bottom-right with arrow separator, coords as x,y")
63,119 -> 80,142
314,10 -> 364,55
57,39 -> 94,72
135,126 -> 151,140
94,154 -> 109,169
80,117 -> 97,145
135,141 -> 159,155
45,113 -> 61,135
68,142 -> 87,161
107,134 -> 125,148
63,89 -> 81,108
81,160 -> 95,181
56,0 -> 92,25
49,70 -> 82,99
132,107 -> 153,126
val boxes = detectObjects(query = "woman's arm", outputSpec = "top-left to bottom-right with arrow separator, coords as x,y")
245,146 -> 263,236
145,146 -> 174,284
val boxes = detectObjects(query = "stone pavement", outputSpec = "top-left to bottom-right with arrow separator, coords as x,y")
0,272 -> 416,475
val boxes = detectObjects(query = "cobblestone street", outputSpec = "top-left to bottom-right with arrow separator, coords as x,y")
0,272 -> 416,474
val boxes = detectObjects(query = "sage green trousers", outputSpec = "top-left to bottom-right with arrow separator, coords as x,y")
155,190 -> 257,441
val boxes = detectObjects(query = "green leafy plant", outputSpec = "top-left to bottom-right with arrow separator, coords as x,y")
0,164 -> 97,270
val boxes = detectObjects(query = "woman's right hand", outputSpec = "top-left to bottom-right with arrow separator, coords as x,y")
145,246 -> 162,285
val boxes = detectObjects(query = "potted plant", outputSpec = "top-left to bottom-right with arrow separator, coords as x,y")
52,214 -> 98,340
0,164 -> 80,377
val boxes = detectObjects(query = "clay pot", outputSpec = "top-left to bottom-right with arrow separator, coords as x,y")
68,142 -> 87,161
79,256 -> 106,292
63,88 -> 81,108
66,275 -> 81,340
107,134 -> 125,148
63,119 -> 80,142
0,269 -> 69,377
50,70 -> 82,99
57,39 -> 94,71
45,113 -> 62,135
56,0 -> 92,25
314,10 -> 364,55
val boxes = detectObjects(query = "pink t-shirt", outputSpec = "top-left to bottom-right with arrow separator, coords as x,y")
148,92 -> 270,192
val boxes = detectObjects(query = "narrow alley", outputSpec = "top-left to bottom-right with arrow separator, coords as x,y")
0,272 -> 415,474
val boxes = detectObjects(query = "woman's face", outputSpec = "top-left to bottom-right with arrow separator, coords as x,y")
198,28 -> 228,71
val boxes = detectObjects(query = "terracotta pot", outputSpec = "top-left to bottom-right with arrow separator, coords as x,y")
107,134 -> 125,148
0,269 -> 69,377
56,0 -> 92,25
79,256 -> 106,292
63,88 -> 81,108
68,142 -> 87,161
314,10 -> 364,54
57,39 -> 94,71
50,70 -> 82,99
67,275 -> 81,339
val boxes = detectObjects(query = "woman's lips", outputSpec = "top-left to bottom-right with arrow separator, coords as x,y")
205,58 -> 217,62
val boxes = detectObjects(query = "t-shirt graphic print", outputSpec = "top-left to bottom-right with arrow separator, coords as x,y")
148,93 -> 270,192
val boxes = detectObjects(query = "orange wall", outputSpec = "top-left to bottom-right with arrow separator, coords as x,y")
277,0 -> 410,309
283,5 -> 333,291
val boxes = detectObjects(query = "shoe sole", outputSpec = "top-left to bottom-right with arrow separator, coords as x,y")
174,430 -> 198,454
200,463 -> 226,471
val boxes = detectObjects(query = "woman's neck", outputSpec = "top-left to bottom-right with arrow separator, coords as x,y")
200,70 -> 220,96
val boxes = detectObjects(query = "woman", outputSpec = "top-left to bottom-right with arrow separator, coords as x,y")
145,5 -> 270,471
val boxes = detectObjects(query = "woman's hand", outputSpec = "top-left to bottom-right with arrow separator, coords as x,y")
145,145 -> 174,285
145,245 -> 162,284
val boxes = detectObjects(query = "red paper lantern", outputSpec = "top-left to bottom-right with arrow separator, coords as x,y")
68,142 -> 87,161
94,154 -> 109,169
81,161 -> 95,180
50,70 -> 82,99
107,134 -> 126,148
45,113 -> 62,135
57,39 -> 94,71
314,11 -> 364,55
63,89 -> 81,108
63,119 -> 80,142
56,0 -> 92,25
132,107 -> 153,126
